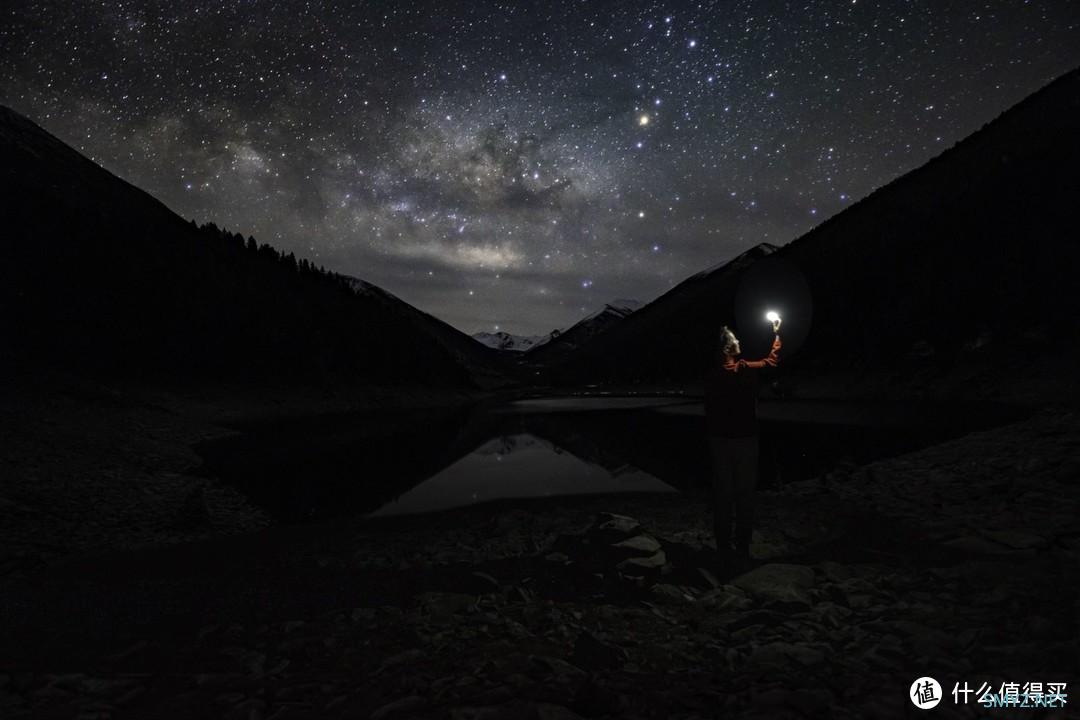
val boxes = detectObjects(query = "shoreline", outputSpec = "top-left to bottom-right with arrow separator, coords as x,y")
1,407 -> 1076,718
0,371 -> 1051,569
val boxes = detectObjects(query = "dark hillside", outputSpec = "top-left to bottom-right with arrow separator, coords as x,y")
0,105 -> 482,387
546,68 -> 1080,395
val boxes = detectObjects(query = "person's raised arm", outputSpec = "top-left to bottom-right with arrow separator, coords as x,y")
741,330 -> 781,369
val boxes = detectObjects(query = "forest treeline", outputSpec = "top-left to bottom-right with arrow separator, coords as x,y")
0,181 -> 473,386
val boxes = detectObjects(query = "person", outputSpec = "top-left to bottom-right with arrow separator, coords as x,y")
704,317 -> 782,574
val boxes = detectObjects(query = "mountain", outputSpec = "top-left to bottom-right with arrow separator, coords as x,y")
0,104 -> 489,387
345,277 -> 508,384
541,246 -> 777,383
546,67 -> 1080,395
525,298 -> 643,365
776,69 -> 1080,383
471,331 -> 550,352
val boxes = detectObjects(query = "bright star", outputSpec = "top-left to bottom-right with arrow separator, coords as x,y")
639,114 -> 650,126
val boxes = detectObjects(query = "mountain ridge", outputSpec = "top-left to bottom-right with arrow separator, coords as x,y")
0,104 -> 496,387
542,65 -> 1080,395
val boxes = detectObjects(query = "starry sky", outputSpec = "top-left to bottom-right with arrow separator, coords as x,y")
2,1 -> 1079,336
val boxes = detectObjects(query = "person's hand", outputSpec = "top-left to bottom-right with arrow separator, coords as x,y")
772,317 -> 782,333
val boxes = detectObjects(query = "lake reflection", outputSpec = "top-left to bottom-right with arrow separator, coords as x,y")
368,433 -> 674,517
194,396 -> 1021,523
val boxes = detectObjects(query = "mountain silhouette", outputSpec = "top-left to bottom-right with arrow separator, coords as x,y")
525,298 -> 644,366
544,243 -> 778,384
546,67 -> 1080,396
472,330 -> 551,352
0,105 -> 496,387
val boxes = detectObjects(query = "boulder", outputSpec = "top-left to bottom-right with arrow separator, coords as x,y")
617,550 -> 667,570
733,564 -> 815,605
571,630 -> 627,670
611,535 -> 662,554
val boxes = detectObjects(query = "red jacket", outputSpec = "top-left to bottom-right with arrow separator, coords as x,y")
704,335 -> 781,438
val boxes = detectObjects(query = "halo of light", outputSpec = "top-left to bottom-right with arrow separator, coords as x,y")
733,255 -> 812,356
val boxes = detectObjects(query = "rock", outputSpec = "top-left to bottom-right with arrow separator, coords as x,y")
776,642 -> 827,667
812,601 -> 853,628
470,685 -> 515,705
374,649 -> 426,675
751,686 -> 791,707
571,630 -> 627,670
266,706 -> 309,720
595,513 -> 641,536
544,552 -> 571,563
449,707 -> 508,720
697,567 -> 721,588
418,592 -> 476,617
788,688 -> 833,715
230,698 -> 266,719
470,571 -> 501,591
535,703 -> 585,719
984,530 -> 1045,550
733,563 -> 815,604
351,607 -> 377,623
610,535 -> 661,554
529,655 -> 586,678
731,623 -> 765,642
496,510 -> 531,533
176,483 -> 211,528
616,550 -> 666,570
219,648 -> 265,675
819,561 -> 853,583
1026,614 -> 1056,640
700,588 -> 753,611
370,695 -> 427,719
942,535 -> 1012,554
651,584 -> 693,604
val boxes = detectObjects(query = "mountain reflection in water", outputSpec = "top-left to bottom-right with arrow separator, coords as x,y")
194,397 -> 1021,523
368,433 -> 674,517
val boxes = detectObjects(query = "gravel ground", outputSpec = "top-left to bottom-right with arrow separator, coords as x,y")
1,387 -> 1076,719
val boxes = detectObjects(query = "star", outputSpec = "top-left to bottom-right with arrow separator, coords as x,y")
4,0 -> 1075,338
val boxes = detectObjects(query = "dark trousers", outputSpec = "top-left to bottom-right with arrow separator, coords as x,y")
709,436 -> 758,558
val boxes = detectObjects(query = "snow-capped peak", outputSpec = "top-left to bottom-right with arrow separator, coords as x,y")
472,331 -> 550,352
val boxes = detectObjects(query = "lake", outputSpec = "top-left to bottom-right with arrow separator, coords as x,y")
194,396 -> 1022,522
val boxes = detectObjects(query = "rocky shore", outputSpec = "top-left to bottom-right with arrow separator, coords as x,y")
1,402 -> 1076,719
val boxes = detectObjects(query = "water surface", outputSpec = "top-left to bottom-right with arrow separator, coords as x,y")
195,396 -> 1021,522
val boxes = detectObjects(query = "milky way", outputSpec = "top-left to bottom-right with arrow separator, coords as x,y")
2,1 -> 1079,335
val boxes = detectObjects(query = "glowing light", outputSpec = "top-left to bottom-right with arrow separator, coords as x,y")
765,310 -> 781,323
639,114 -> 650,126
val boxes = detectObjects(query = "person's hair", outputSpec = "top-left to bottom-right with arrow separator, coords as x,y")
718,325 -> 739,358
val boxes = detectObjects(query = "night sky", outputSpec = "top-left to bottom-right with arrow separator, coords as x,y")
2,2 -> 1079,336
